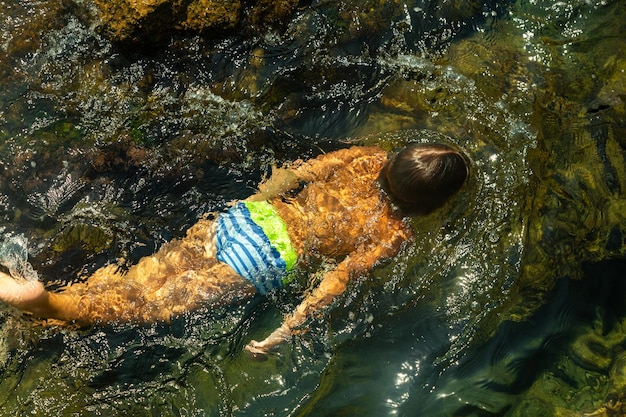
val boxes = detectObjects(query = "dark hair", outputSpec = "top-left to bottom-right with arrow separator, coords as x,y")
379,143 -> 468,216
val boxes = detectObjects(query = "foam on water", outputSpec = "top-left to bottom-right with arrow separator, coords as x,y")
0,233 -> 38,282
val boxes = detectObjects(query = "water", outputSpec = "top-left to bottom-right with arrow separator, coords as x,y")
0,0 -> 625,415
0,234 -> 38,282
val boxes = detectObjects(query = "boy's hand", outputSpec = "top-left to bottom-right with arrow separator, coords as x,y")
248,167 -> 299,202
244,322 -> 292,359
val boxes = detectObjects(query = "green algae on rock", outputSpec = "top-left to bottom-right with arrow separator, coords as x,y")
52,223 -> 113,254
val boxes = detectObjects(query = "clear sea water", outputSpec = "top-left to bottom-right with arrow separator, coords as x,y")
0,0 -> 625,415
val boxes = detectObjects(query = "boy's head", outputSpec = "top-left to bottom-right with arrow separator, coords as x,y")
379,143 -> 468,216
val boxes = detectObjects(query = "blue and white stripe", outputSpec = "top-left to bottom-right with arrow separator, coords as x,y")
216,203 -> 286,294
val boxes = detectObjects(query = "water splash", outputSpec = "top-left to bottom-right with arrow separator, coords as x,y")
0,233 -> 38,282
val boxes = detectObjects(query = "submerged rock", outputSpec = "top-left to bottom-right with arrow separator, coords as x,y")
52,223 -> 113,254
75,0 -> 301,43
183,0 -> 241,33
90,0 -> 241,42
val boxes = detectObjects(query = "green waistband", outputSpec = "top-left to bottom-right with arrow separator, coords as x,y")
243,200 -> 297,271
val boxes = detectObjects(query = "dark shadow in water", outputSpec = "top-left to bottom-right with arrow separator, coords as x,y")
435,259 -> 626,416
305,259 -> 626,417
90,341 -> 185,389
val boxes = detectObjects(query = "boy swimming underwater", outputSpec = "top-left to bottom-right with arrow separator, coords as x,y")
0,143 -> 468,357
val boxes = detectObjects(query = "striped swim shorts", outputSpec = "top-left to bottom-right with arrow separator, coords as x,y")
216,201 -> 297,294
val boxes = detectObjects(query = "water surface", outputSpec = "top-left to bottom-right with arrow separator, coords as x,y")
1,0 -> 625,416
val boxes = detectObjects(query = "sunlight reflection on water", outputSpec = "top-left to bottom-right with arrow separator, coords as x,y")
0,0 -> 625,416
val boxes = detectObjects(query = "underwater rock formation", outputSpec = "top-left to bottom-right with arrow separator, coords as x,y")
75,0 -> 300,43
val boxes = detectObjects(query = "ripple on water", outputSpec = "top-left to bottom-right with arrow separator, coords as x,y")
0,0 -> 625,416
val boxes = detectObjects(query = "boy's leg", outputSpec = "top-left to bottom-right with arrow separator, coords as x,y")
0,271 -> 78,320
56,262 -> 256,324
1,262 -> 256,325
0,218 -> 235,324
0,272 -> 45,310
139,263 -> 257,322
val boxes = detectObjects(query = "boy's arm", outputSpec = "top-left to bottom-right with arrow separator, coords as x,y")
244,226 -> 409,357
290,146 -> 383,182
246,146 -> 383,202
